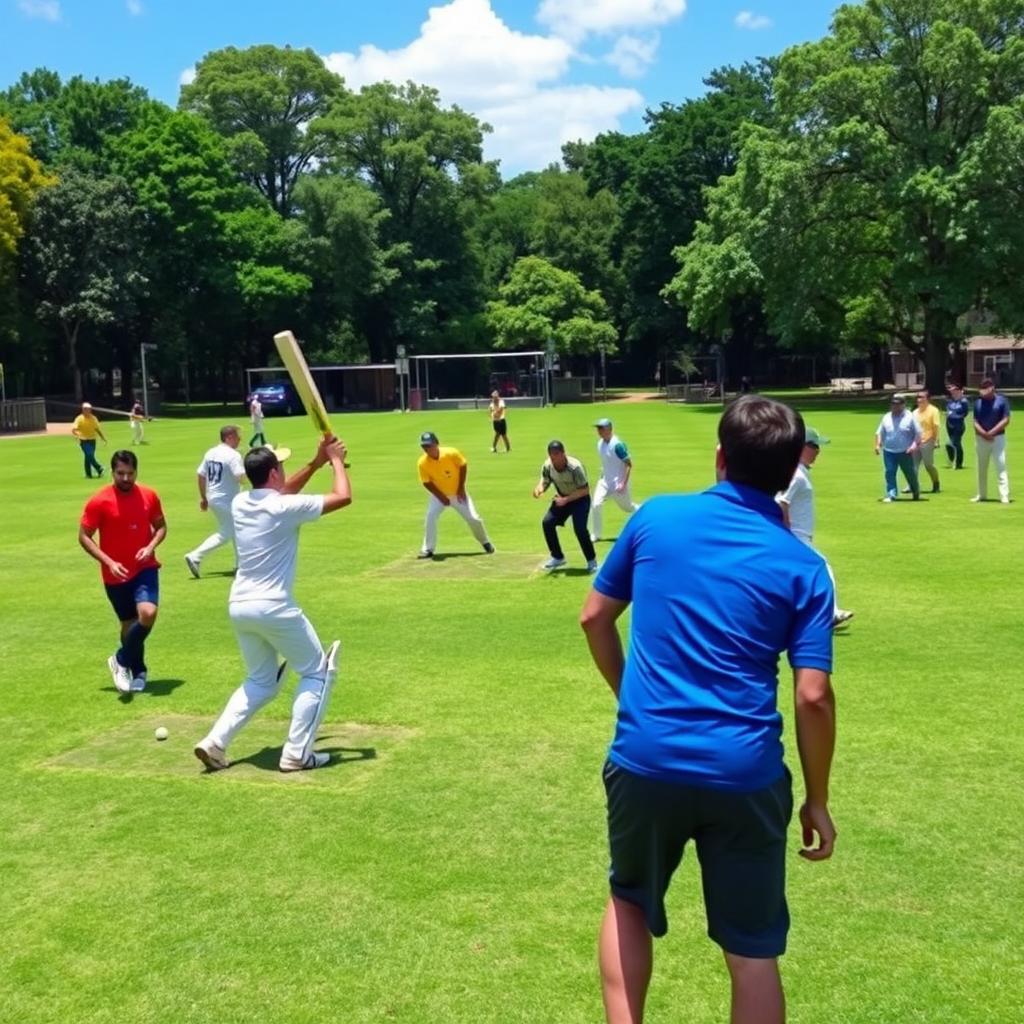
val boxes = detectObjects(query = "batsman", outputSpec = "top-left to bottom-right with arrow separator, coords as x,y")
194,435 -> 352,773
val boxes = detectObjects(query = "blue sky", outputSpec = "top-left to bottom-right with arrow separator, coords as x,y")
2,0 -> 840,173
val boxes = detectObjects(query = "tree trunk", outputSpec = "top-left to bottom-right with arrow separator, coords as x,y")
869,343 -> 887,390
922,307 -> 956,395
66,321 -> 82,402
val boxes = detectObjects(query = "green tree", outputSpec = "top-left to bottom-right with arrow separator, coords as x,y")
669,1 -> 1024,393
179,45 -> 345,216
0,116 -> 52,270
22,169 -> 146,400
486,255 -> 617,356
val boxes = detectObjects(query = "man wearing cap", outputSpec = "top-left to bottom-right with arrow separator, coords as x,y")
971,379 -> 1011,504
416,432 -> 494,559
874,394 -> 921,502
533,441 -> 598,572
71,402 -> 108,478
944,383 -> 969,470
777,428 -> 853,627
194,436 -> 351,773
911,389 -> 941,494
590,418 -> 640,543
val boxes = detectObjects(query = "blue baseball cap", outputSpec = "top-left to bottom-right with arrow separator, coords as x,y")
419,431 -> 439,446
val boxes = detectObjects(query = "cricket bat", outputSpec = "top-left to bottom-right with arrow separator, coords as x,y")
273,330 -> 350,466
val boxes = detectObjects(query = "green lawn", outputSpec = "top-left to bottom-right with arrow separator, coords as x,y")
1,400 -> 1020,1023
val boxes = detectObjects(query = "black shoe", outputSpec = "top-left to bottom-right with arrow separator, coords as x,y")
483,542 -> 495,554
932,485 -> 940,493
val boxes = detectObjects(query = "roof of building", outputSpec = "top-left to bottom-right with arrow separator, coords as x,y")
966,335 -> 1024,352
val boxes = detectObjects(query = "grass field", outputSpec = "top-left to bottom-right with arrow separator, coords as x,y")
1,399 -> 1021,1024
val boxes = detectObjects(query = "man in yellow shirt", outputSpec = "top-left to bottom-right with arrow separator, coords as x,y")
71,402 -> 108,478
416,431 -> 494,559
912,389 -> 941,494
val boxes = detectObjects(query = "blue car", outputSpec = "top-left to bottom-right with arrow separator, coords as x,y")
247,381 -> 303,416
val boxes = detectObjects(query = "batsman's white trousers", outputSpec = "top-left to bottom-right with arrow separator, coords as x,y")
590,478 -> 639,539
190,501 -> 235,563
206,601 -> 332,764
131,420 -> 144,444
975,434 -> 1010,501
422,492 -> 490,553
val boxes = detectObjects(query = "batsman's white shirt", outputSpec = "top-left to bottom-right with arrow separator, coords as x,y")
230,490 -> 324,604
197,443 -> 245,506
598,434 -> 631,483
778,462 -> 814,543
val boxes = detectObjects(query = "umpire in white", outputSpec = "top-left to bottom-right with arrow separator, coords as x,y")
185,424 -> 246,578
590,417 -> 640,541
194,436 -> 351,773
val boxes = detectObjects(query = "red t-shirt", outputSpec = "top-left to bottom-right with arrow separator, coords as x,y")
81,484 -> 164,585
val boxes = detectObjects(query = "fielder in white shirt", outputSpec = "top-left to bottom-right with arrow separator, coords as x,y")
184,425 -> 246,578
194,436 -> 352,773
590,417 -> 640,542
776,427 -> 853,628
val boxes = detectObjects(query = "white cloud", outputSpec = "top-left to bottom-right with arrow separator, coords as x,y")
18,0 -> 61,21
735,11 -> 773,31
323,0 -> 645,173
127,0 -> 143,14
604,35 -> 659,78
537,0 -> 685,42
179,65 -> 196,86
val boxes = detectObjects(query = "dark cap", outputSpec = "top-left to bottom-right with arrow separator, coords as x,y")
419,431 -> 439,446
547,439 -> 565,453
980,378 -> 995,389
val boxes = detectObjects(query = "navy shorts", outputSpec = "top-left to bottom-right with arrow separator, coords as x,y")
104,568 -> 160,622
493,418 -> 507,436
603,759 -> 793,957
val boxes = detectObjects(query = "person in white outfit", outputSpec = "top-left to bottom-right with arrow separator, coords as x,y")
590,418 -> 639,542
776,427 -> 853,628
130,400 -> 145,445
416,430 -> 494,559
971,378 -> 1011,504
249,395 -> 266,447
194,436 -> 351,773
184,425 -> 246,578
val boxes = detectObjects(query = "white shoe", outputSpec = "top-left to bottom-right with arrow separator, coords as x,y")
130,670 -> 147,692
107,654 -> 132,694
184,554 -> 200,578
1000,497 -> 1011,504
279,751 -> 330,773
586,559 -> 599,574
970,495 -> 984,503
542,557 -> 567,570
833,610 -> 854,628
194,738 -> 230,771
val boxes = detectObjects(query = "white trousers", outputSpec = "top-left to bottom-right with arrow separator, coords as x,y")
206,601 -> 331,763
131,419 -> 144,443
190,502 -> 235,564
976,434 -> 1010,501
422,493 -> 490,553
590,477 -> 639,539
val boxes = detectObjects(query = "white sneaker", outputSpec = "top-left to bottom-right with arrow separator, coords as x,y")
279,751 -> 330,772
107,654 -> 132,694
970,495 -> 984,503
833,610 -> 854,628
184,554 -> 201,578
130,670 -> 147,692
1000,497 -> 1011,504
586,559 -> 599,574
194,738 -> 230,771
542,557 -> 567,570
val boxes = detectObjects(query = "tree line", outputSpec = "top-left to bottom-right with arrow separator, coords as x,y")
1,0 -> 1023,403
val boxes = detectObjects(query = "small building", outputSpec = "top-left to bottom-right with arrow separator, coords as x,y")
965,336 -> 1024,388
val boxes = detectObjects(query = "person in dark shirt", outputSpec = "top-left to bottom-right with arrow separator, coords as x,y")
944,383 -> 970,469
971,378 -> 1011,503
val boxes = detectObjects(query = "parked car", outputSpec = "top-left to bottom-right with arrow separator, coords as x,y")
246,381 -> 303,416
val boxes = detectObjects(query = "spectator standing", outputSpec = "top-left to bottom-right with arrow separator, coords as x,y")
971,379 -> 1011,504
944,384 -> 969,469
874,394 -> 921,502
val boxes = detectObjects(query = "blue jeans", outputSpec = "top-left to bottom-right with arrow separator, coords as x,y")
883,450 -> 918,499
80,439 -> 103,477
945,422 -> 965,468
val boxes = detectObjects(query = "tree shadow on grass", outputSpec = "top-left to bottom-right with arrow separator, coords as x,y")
225,744 -> 377,773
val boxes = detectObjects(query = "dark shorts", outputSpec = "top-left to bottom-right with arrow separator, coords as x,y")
604,759 -> 793,957
105,568 -> 160,622
493,418 -> 507,436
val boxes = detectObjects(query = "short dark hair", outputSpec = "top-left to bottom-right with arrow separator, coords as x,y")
980,378 -> 995,389
547,440 -> 565,452
718,396 -> 804,494
244,446 -> 279,487
220,424 -> 240,442
111,449 -> 137,472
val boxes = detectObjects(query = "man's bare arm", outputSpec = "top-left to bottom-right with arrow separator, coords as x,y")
321,440 -> 352,514
580,589 -> 629,698
794,667 -> 837,861
79,524 -> 129,580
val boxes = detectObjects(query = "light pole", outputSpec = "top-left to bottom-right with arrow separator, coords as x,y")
599,343 -> 607,402
140,343 -> 157,418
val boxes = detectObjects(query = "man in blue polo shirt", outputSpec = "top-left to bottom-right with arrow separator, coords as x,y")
971,378 -> 1011,504
580,395 -> 837,1024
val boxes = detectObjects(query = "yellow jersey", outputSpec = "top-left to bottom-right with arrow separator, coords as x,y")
73,414 -> 101,440
914,403 -> 940,444
417,446 -> 466,496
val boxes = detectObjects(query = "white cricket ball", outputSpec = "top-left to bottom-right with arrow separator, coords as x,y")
154,726 -> 169,741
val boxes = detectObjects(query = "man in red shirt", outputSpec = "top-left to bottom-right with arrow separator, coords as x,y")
79,449 -> 167,695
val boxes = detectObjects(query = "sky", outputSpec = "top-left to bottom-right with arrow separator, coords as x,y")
2,0 -> 840,174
